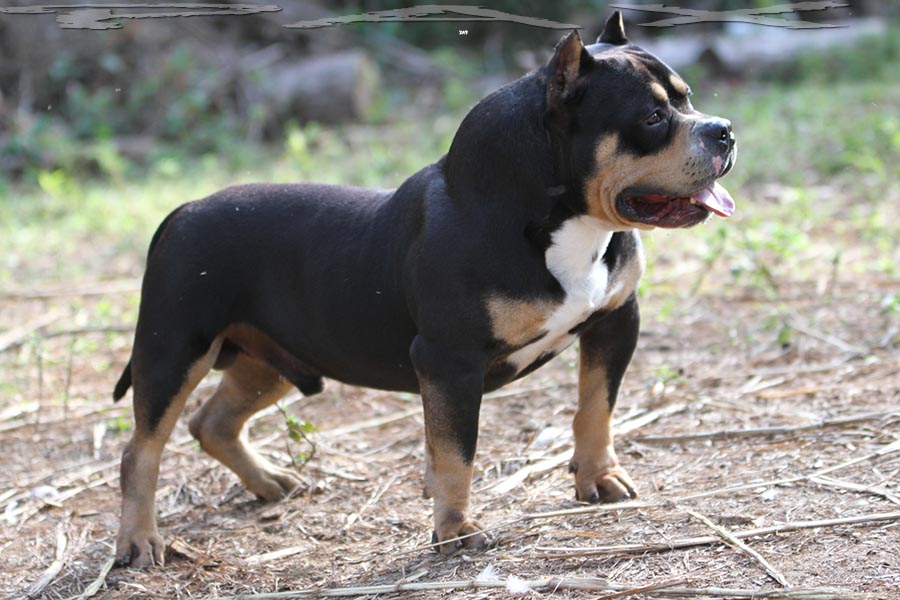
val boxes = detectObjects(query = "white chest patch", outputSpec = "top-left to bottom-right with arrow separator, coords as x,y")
506,217 -> 642,373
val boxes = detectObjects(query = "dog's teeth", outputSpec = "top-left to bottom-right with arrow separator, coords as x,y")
690,198 -> 698,205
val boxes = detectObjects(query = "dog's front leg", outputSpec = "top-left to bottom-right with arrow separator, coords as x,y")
411,336 -> 487,554
570,296 -> 640,502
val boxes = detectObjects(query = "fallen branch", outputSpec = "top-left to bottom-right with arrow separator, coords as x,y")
343,474 -> 397,531
636,409 -> 900,444
0,404 -> 124,434
483,381 -> 575,400
535,510 -> 900,558
486,402 -> 685,495
74,557 -> 114,600
594,578 -> 688,599
810,475 -> 900,505
0,279 -> 140,300
0,310 -> 65,353
36,325 -> 134,341
25,522 -> 67,598
322,407 -> 419,437
786,318 -> 866,355
686,509 -> 789,587
677,437 -> 900,502
197,576 -> 873,599
245,544 -> 313,566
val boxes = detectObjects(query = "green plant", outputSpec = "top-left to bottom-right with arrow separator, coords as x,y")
278,404 -> 318,469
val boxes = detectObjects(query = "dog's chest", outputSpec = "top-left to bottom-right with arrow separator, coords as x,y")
492,218 -> 642,373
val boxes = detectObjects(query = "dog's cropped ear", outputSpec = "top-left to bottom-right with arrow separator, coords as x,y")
546,30 -> 591,107
597,11 -> 627,45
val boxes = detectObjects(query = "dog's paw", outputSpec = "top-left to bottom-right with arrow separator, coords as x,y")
249,465 -> 303,502
570,460 -> 637,503
115,530 -> 165,568
431,514 -> 488,555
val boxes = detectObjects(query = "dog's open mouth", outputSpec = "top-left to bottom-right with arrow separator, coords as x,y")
618,182 -> 735,228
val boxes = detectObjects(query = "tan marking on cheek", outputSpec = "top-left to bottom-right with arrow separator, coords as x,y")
486,295 -> 555,346
669,74 -> 688,96
650,82 -> 668,103
584,126 -> 698,230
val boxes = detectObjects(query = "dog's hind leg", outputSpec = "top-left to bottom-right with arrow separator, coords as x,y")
115,335 -> 222,568
188,353 -> 298,502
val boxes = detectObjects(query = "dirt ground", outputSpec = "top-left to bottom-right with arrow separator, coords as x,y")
1,234 -> 900,599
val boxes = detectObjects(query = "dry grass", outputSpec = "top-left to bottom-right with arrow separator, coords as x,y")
2,186 -> 900,599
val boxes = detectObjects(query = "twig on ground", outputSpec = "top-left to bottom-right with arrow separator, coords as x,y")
677,437 -> 900,502
0,404 -> 125,434
25,521 -> 67,598
244,544 -> 313,565
594,578 -> 688,599
197,576 -> 873,599
483,381 -> 575,400
74,557 -> 114,600
37,325 -> 134,341
0,279 -> 140,300
686,508 -> 789,587
322,407 -> 420,437
810,475 -> 900,505
12,473 -> 119,527
344,474 -> 398,531
0,401 -> 39,424
486,402 -> 686,495
0,310 -> 65,353
786,318 -> 866,355
521,499 -> 655,522
535,510 -> 900,558
636,409 -> 900,444
394,500 -> 654,557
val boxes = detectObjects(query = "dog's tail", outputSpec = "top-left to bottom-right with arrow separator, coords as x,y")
113,359 -> 132,402
112,204 -> 189,403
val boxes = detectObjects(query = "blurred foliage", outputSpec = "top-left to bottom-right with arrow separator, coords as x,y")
1,43 -> 258,182
762,26 -> 900,83
2,16 -> 900,294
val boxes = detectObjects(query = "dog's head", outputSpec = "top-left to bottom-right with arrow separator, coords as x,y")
543,12 -> 736,230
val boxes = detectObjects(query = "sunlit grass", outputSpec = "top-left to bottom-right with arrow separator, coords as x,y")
2,49 -> 899,298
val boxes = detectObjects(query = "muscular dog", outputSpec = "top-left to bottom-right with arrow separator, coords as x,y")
112,13 -> 736,566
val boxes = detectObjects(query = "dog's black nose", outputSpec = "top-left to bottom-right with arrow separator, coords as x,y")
699,118 -> 733,149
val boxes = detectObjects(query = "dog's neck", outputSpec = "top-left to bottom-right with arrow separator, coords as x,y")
443,75 -> 563,218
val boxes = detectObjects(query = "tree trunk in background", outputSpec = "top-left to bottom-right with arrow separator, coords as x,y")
266,51 -> 380,123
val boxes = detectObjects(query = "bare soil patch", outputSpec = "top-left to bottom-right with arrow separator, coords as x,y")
1,254 -> 899,599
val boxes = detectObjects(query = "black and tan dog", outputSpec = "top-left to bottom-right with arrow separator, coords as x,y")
112,13 -> 735,567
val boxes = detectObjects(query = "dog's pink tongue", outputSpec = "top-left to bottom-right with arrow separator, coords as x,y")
693,182 -> 735,217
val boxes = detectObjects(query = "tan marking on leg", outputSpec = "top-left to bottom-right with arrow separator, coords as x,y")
420,380 -> 486,554
485,295 -> 554,347
604,242 -> 646,310
117,339 -> 221,567
188,354 -> 297,501
669,74 -> 688,96
570,360 -> 636,503
425,434 -> 485,554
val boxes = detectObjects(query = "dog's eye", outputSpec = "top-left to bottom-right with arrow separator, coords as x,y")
644,110 -> 665,126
